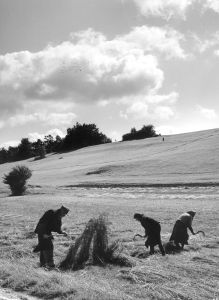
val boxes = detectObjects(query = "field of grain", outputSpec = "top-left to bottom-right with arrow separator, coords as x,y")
0,186 -> 218,300
0,129 -> 218,299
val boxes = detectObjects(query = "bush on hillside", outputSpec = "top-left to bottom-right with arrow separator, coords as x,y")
3,165 -> 32,196
122,124 -> 158,141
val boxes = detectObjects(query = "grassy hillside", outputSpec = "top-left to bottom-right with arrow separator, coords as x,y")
0,129 -> 218,299
0,128 -> 218,189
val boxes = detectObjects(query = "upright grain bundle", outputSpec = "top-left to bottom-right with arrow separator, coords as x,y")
92,214 -> 108,264
60,214 -> 135,270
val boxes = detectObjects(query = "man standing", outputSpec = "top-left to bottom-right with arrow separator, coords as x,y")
169,211 -> 196,249
34,205 -> 69,268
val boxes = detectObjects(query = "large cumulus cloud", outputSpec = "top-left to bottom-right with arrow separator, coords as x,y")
127,0 -> 219,19
0,26 -> 186,128
131,0 -> 195,19
120,92 -> 179,120
0,28 -> 167,105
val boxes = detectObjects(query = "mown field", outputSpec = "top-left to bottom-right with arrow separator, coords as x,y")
0,186 -> 218,300
0,129 -> 218,299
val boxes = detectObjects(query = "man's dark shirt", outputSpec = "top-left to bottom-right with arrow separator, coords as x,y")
35,209 -> 63,236
34,209 -> 64,251
139,216 -> 161,237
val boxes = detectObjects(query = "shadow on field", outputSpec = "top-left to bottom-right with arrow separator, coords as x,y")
86,167 -> 110,175
203,240 -> 219,249
191,256 -> 215,265
130,241 -> 202,258
130,250 -> 151,259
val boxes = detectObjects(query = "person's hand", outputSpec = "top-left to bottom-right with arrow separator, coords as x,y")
43,234 -> 52,239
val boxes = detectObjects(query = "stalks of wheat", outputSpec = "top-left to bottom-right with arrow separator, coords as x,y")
59,215 -> 135,270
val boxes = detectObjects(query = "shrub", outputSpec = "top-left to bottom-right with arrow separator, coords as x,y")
3,165 -> 32,196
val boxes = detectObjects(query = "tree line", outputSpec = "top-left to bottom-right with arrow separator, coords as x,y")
0,123 -> 158,164
122,124 -> 158,141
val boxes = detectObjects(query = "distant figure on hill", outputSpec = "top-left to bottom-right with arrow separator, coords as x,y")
33,205 -> 69,269
169,211 -> 196,249
134,213 -> 165,256
162,137 -> 164,142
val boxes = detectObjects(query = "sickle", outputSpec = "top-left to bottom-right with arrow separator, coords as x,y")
194,230 -> 205,236
133,234 -> 146,240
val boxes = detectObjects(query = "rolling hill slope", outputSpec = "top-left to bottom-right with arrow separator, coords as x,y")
0,128 -> 218,188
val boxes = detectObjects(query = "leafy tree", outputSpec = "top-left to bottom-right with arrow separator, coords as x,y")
7,146 -> 19,162
3,165 -> 32,196
53,135 -> 63,152
122,124 -> 158,141
131,127 -> 137,135
38,144 -> 46,159
17,138 -> 32,160
32,139 -> 46,159
0,148 -> 8,164
0,123 -> 111,164
44,135 -> 54,153
63,122 -> 111,150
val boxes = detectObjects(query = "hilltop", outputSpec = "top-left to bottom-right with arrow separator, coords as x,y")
0,128 -> 218,189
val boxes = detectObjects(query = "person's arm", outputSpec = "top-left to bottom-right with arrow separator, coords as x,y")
52,218 -> 68,236
60,231 -> 68,236
188,226 -> 195,235
56,224 -> 67,236
55,230 -> 68,236
187,215 -> 195,234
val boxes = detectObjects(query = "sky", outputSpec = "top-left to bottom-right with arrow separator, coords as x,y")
0,0 -> 219,147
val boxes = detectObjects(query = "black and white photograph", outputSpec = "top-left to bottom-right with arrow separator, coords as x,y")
0,0 -> 218,299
